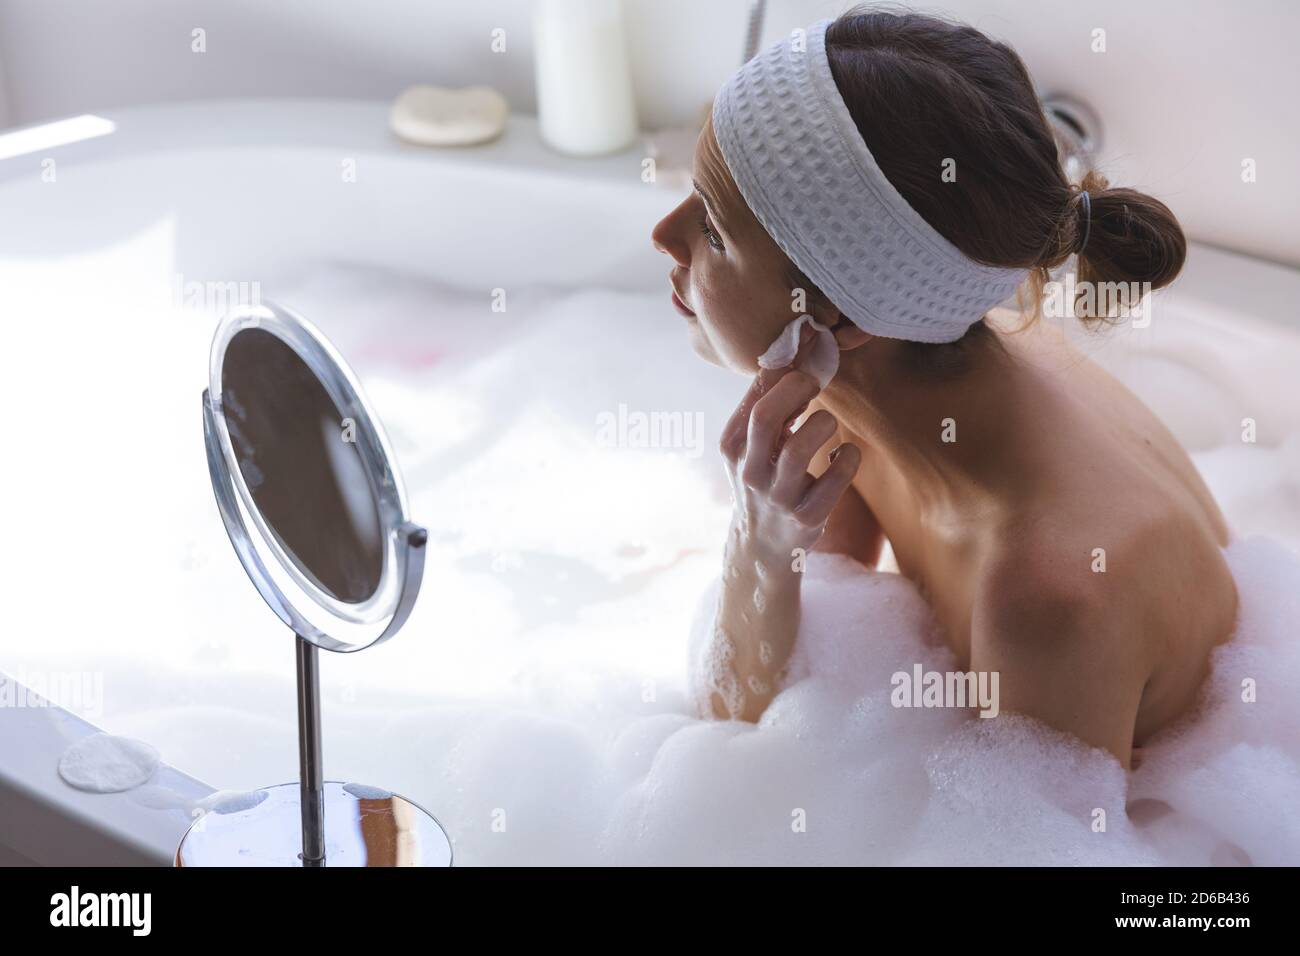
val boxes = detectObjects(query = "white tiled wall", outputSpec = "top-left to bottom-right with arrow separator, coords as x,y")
0,0 -> 1295,266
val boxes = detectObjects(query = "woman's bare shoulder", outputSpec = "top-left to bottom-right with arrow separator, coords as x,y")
970,506 -> 1174,670
968,524 -> 1154,767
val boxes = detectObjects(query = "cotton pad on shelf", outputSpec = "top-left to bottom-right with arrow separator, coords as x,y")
58,732 -> 160,793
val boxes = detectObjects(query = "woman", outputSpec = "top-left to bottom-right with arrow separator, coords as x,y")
651,8 -> 1237,769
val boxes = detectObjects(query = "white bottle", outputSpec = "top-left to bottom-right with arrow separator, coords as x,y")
533,0 -> 639,156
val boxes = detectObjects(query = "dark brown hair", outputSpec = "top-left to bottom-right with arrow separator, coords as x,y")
800,5 -> 1185,336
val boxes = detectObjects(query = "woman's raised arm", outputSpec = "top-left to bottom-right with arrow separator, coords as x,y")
693,368 -> 861,721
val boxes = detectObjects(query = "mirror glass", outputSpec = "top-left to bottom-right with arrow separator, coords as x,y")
220,327 -> 384,603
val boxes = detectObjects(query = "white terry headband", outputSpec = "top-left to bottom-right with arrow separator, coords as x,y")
711,18 -> 1029,344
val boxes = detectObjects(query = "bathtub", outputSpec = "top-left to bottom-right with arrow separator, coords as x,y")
2,100 -> 1298,866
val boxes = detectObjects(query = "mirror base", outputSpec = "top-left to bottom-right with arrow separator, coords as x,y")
174,781 -> 453,867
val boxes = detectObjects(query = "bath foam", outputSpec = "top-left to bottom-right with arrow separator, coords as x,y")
656,538 -> 1300,865
1125,534 -> 1300,866
129,785 -> 268,816
201,789 -> 270,814
343,783 -> 393,801
1192,432 -> 1300,543
58,733 -> 160,793
117,534 -> 1298,865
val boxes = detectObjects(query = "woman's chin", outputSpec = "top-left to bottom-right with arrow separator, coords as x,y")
687,327 -> 760,376
687,324 -> 723,366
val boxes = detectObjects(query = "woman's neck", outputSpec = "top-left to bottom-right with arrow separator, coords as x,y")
819,330 -> 1040,518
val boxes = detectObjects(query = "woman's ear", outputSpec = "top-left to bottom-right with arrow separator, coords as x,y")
827,313 -> 872,351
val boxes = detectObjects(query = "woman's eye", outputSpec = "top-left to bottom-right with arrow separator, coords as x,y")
698,215 -> 724,251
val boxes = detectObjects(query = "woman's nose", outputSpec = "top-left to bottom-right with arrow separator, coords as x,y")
651,206 -> 690,268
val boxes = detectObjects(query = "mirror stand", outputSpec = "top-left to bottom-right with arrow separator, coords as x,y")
175,624 -> 452,867
174,303 -> 453,867
295,634 -> 326,865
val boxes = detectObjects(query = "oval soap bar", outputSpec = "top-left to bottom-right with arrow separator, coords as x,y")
390,84 -> 508,146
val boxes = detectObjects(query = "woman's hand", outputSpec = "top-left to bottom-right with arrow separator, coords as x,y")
719,365 -> 862,561
695,361 -> 862,722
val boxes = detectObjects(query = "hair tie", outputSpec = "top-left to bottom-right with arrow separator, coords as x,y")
1075,190 -> 1093,255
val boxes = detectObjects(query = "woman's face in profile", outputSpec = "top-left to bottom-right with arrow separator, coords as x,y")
651,115 -> 804,374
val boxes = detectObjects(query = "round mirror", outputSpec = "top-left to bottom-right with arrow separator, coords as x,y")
202,302 -> 425,653
221,328 -> 384,604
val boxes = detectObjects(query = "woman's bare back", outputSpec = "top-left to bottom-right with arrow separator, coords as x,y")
817,312 -> 1238,765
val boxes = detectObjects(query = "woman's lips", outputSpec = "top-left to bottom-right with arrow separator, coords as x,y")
671,287 -> 696,318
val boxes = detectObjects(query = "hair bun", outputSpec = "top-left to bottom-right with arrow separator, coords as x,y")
1070,169 -> 1185,322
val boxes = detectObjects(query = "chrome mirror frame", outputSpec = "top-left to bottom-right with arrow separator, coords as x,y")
201,301 -> 426,653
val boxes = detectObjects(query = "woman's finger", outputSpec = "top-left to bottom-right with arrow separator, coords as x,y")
772,409 -> 839,503
742,371 -> 819,488
796,443 -> 862,525
719,366 -> 790,462
720,321 -> 827,462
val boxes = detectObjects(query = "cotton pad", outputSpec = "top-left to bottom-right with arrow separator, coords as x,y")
757,313 -> 840,388
58,733 -> 160,793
